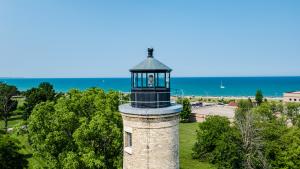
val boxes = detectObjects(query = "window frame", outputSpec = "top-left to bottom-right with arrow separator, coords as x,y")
157,72 -> 166,88
126,132 -> 132,147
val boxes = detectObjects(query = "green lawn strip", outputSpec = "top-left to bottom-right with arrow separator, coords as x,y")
0,114 -> 23,129
179,122 -> 215,169
11,134 -> 46,169
1,109 -> 46,169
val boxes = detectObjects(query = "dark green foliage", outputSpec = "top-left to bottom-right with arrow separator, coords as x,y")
28,88 -> 122,169
255,90 -> 263,105
23,82 -> 56,120
0,134 -> 28,169
179,98 -> 192,122
212,128 -> 243,169
106,90 -> 120,112
0,83 -> 19,130
275,128 -> 300,169
259,120 -> 287,168
193,116 -> 243,169
193,116 -> 231,159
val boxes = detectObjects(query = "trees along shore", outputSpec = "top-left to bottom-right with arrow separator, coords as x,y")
0,82 -> 123,169
192,91 -> 300,169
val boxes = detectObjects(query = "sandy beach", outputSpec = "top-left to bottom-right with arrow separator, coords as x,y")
175,95 -> 283,101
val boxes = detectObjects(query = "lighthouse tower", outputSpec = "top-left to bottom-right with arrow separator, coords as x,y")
119,48 -> 182,169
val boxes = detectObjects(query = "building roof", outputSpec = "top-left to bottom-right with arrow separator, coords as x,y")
130,48 -> 172,72
228,101 -> 237,107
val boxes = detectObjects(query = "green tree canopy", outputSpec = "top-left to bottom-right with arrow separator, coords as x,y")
0,83 -> 19,130
193,116 -> 243,169
0,134 -> 28,169
179,98 -> 192,122
255,90 -> 263,106
23,82 -> 56,120
28,88 -> 122,169
275,127 -> 300,169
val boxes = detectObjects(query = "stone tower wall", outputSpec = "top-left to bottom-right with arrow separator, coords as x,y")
121,113 -> 179,169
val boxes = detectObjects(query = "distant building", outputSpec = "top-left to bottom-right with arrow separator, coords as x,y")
283,91 -> 300,103
190,104 -> 236,122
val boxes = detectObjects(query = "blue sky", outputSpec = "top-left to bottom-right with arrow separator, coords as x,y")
0,0 -> 299,77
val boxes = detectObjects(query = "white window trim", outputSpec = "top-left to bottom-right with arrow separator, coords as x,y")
124,147 -> 132,154
124,126 -> 132,133
124,127 -> 133,155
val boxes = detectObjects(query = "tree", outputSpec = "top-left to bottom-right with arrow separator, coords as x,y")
179,98 -> 191,122
0,83 -> 18,130
235,99 -> 253,123
253,102 -> 275,121
28,88 -> 123,169
193,116 -> 243,169
23,82 -> 56,120
73,112 -> 122,168
0,134 -> 28,169
106,90 -> 120,113
259,119 -> 287,168
276,127 -> 300,169
235,110 -> 269,169
255,90 -> 263,106
193,98 -> 300,169
212,127 -> 243,169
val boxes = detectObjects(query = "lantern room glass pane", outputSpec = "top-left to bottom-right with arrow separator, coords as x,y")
133,73 -> 137,88
137,73 -> 142,87
142,73 -> 147,87
166,73 -> 170,88
148,73 -> 155,87
158,73 -> 165,87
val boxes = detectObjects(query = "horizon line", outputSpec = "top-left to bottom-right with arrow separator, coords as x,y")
1,75 -> 300,79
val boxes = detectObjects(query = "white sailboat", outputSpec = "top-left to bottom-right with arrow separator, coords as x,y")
220,81 -> 225,89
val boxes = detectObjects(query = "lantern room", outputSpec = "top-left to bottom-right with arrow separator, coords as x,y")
130,48 -> 171,108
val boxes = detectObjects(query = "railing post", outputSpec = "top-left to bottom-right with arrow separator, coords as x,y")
135,92 -> 137,107
157,93 -> 159,108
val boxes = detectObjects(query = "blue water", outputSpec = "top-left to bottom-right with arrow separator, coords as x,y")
1,77 -> 300,97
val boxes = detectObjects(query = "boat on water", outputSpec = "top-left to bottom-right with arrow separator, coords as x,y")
220,81 -> 225,89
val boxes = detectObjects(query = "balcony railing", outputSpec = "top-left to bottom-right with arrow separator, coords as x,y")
119,89 -> 184,108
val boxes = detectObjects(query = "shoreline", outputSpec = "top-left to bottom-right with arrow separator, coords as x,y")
174,95 -> 283,101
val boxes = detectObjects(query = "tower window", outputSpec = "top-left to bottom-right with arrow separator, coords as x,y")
148,73 -> 155,87
125,132 -> 132,147
124,127 -> 133,154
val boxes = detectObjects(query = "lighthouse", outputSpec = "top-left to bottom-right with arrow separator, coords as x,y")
119,48 -> 182,169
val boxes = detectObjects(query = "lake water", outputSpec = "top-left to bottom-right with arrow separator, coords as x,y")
1,77 -> 300,97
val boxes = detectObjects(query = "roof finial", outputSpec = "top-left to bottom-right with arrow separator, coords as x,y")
148,48 -> 154,58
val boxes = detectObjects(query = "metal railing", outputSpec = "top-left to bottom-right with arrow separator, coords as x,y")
119,89 -> 184,108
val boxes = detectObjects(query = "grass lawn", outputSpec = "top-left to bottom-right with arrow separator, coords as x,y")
11,134 -> 46,169
180,122 -> 215,169
0,114 -> 23,129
